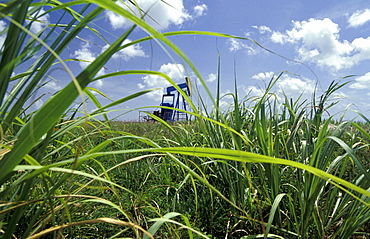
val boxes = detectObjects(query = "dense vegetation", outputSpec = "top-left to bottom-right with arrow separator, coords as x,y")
0,1 -> 369,238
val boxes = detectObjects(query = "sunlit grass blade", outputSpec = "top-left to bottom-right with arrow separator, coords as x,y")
27,217 -> 153,239
140,147 -> 370,199
0,23 -> 136,182
0,0 -> 31,108
0,3 -> 92,132
143,212 -> 181,239
147,217 -> 209,239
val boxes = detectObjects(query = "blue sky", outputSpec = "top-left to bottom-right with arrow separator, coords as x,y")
10,0 -> 370,121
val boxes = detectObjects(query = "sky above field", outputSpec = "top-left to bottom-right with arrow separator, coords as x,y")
11,0 -> 370,120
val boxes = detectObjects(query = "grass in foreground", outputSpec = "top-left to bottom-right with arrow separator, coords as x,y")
0,1 -> 369,238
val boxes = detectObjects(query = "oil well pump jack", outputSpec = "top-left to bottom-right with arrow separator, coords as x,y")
149,77 -> 192,122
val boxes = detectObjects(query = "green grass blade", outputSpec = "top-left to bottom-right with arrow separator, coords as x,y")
0,23 -> 136,182
265,193 -> 288,235
328,136 -> 370,181
143,147 -> 370,200
143,212 -> 181,239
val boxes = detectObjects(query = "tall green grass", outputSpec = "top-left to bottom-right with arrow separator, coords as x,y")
0,1 -> 369,238
150,75 -> 369,238
0,1 -> 200,237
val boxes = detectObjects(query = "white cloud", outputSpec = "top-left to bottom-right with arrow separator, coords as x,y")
219,73 -> 316,111
73,43 -> 106,80
74,39 -> 146,89
140,63 -> 186,99
102,39 -> 147,61
275,76 -> 315,98
193,4 -> 208,17
349,72 -> 370,89
350,37 -> 370,62
32,99 -> 44,110
228,38 -> 244,51
249,71 -> 316,101
218,93 -> 234,109
271,31 -> 290,44
206,73 -> 216,82
253,25 -> 271,34
105,1 -> 128,29
105,0 -> 191,30
0,20 -> 6,31
348,9 -> 370,28
242,85 -> 265,98
44,80 -> 62,91
251,71 -> 275,81
266,18 -> 370,71
0,20 -> 7,49
227,38 -> 256,55
27,8 -> 49,33
332,91 -> 348,99
218,100 -> 230,109
94,79 -> 104,88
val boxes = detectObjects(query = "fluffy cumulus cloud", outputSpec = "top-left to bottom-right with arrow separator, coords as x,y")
3,7 -> 49,40
73,38 -> 147,88
34,99 -> 44,110
332,91 -> 348,99
220,72 -> 316,110
216,87 -> 262,109
102,39 -> 147,61
193,4 -> 208,17
275,75 -> 315,97
227,38 -> 256,55
251,71 -> 275,81
44,80 -> 62,91
27,7 -> 50,33
348,9 -> 370,28
349,72 -> 370,89
250,71 -> 316,100
253,25 -> 272,34
73,43 -> 106,83
0,20 -> 7,48
105,1 -> 128,29
105,0 -> 196,30
241,85 -> 265,98
206,73 -> 216,82
218,93 -> 234,109
139,63 -> 186,99
262,18 -> 370,71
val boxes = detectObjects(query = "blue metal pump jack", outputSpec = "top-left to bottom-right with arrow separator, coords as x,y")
156,77 -> 192,121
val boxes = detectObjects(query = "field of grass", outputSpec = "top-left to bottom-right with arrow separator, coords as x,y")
0,1 -> 369,238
